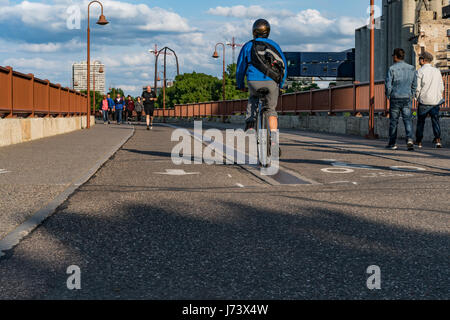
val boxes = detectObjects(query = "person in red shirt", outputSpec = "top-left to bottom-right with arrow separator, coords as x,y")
125,95 -> 135,124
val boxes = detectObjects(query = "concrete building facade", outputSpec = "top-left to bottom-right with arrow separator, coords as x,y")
356,0 -> 450,82
72,61 -> 106,93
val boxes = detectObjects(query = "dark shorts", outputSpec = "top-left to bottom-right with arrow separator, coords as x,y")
144,105 -> 154,116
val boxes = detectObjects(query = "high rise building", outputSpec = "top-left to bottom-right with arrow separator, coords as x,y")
72,61 -> 105,93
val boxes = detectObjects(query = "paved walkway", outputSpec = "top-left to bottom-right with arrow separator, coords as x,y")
0,122 -> 448,299
0,124 -> 134,241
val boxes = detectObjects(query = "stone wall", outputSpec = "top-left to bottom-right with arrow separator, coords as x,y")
0,116 -> 95,147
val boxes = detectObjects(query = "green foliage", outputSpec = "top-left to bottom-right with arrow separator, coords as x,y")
285,81 -> 320,93
224,63 -> 249,101
80,90 -> 105,111
108,87 -> 125,99
155,72 -> 220,108
155,64 -> 248,108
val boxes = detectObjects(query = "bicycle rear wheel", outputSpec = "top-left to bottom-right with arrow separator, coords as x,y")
257,109 -> 271,168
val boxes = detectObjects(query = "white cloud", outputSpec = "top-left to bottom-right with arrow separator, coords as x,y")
0,1 -> 365,97
337,17 -> 367,36
19,42 -> 62,53
207,5 -> 293,19
0,0 -> 193,35
3,57 -> 60,70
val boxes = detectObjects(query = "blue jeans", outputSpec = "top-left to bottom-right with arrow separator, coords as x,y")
102,110 -> 108,122
116,109 -> 123,123
416,104 -> 440,143
389,98 -> 413,145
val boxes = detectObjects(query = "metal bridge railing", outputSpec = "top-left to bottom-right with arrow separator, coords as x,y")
0,66 -> 87,118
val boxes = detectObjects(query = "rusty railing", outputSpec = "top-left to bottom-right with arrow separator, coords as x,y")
0,66 -> 87,118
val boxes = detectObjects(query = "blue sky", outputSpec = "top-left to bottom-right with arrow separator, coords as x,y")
0,0 -> 382,96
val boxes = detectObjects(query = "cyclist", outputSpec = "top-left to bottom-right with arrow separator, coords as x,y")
236,19 -> 287,134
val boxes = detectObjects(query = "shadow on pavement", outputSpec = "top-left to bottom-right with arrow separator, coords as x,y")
0,197 -> 448,300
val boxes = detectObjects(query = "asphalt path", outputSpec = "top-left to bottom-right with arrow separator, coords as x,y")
0,122 -> 448,299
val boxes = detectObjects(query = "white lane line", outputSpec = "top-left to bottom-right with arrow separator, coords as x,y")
155,169 -> 199,175
228,174 -> 232,178
390,165 -> 426,172
236,183 -> 244,188
329,181 -> 358,185
0,169 -> 11,175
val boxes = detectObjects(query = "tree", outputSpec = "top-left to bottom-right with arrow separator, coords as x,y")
156,72 -> 222,108
108,87 -> 125,99
224,63 -> 249,100
155,64 -> 248,108
80,90 -> 105,111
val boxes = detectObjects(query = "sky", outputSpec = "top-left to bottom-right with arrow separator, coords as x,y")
0,0 -> 383,96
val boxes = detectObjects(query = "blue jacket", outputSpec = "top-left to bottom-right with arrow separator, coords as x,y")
114,97 -> 125,110
385,61 -> 417,100
236,38 -> 287,89
107,97 -> 115,109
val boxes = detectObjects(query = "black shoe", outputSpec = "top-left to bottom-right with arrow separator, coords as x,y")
245,121 -> 255,132
147,126 -> 150,131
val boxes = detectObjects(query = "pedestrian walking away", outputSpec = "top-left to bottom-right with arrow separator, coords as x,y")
135,96 -> 144,123
142,85 -> 157,130
101,95 -> 109,124
385,48 -> 417,151
415,51 -> 445,149
114,93 -> 125,125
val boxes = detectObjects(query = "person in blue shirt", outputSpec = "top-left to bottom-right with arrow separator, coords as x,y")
107,93 -> 115,124
114,93 -> 125,124
385,48 -> 417,151
236,19 -> 287,132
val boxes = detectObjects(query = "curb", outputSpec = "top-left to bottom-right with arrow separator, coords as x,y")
0,126 -> 135,258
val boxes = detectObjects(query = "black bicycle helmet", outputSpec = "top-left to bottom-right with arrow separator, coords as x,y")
252,19 -> 270,39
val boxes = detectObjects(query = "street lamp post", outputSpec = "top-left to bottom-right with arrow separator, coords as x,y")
212,43 -> 226,101
87,1 -> 108,129
154,47 -> 179,121
366,0 -> 378,139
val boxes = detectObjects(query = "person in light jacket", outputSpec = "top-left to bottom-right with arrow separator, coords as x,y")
135,97 -> 144,123
415,52 -> 445,148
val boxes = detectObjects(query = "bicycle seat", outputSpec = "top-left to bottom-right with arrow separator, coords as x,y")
256,87 -> 270,98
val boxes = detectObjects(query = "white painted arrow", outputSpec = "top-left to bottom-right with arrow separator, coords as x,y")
155,169 -> 199,176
